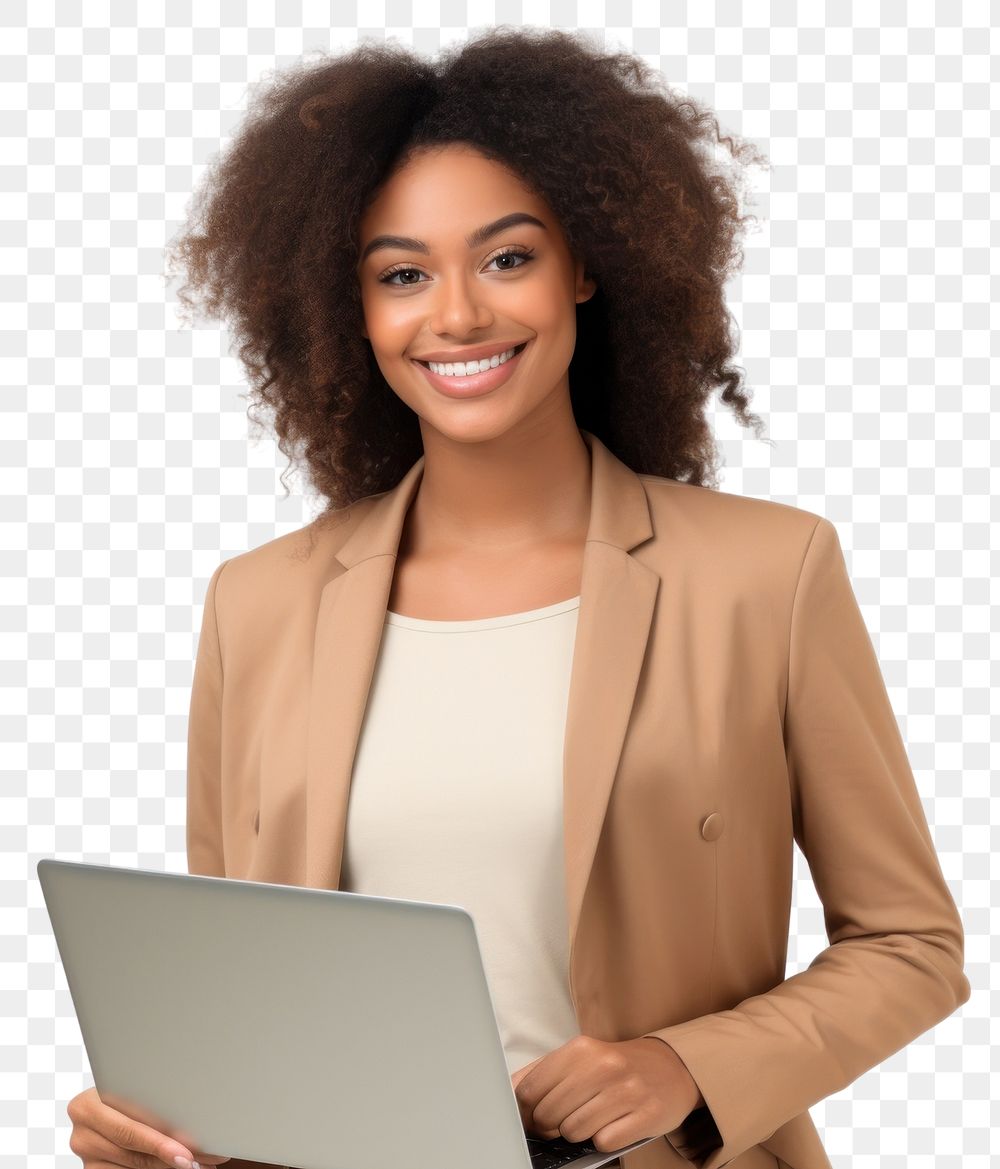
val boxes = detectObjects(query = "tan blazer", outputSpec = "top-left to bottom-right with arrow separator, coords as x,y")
186,429 -> 970,1169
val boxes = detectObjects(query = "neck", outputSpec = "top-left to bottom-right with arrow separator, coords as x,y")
405,416 -> 592,557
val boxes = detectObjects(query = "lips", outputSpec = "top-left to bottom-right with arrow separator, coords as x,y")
413,339 -> 529,399
414,342 -> 528,369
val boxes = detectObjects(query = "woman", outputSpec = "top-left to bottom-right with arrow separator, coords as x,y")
66,26 -> 970,1169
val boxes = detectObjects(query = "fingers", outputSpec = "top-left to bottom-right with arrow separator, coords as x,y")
67,1087 -> 231,1168
77,1161 -> 179,1169
70,1121 -> 181,1166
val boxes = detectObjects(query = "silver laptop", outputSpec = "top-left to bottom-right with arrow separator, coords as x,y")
37,859 -> 658,1169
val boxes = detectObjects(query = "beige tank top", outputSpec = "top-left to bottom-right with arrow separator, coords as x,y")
340,595 -> 583,1080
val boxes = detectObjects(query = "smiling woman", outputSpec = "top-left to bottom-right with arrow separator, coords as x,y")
355,143 -> 596,430
162,25 -> 770,510
86,22 -> 974,1169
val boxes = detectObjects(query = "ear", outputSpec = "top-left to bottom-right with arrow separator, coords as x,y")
574,256 -> 597,305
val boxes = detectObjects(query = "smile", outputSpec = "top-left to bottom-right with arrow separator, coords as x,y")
412,341 -> 529,400
418,343 -> 526,376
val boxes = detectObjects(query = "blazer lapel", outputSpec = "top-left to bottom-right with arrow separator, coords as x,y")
303,430 -> 658,986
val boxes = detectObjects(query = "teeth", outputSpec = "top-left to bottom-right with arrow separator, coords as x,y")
427,345 -> 518,376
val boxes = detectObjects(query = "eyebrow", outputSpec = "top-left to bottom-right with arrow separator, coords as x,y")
359,211 -> 548,264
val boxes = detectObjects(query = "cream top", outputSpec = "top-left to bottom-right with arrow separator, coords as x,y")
340,596 -> 583,1078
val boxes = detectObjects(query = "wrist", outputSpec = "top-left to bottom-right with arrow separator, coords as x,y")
641,1035 -> 705,1112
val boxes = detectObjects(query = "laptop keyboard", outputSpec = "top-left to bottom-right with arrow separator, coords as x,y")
525,1134 -> 603,1167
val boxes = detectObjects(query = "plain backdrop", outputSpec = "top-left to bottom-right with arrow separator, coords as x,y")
3,3 -> 994,1167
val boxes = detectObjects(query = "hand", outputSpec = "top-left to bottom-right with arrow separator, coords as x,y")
510,1034 -> 704,1153
67,1085 -> 232,1168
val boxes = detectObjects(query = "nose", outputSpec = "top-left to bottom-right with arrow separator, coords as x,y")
428,270 -> 494,337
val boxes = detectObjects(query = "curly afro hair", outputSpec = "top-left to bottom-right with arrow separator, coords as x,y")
164,25 -> 771,511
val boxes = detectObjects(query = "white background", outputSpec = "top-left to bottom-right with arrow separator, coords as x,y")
3,2 -> 995,1167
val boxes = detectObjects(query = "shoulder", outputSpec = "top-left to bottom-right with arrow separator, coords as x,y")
207,492 -> 383,624
637,472 -> 827,546
634,472 -> 836,593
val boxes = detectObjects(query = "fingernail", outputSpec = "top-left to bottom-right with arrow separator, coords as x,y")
173,1158 -> 193,1169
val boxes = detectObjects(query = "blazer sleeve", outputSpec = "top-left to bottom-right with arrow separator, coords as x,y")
186,558 -> 293,1169
186,558 -> 229,880
639,516 -> 971,1169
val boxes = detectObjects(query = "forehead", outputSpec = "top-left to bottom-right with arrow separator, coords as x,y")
358,144 -> 551,236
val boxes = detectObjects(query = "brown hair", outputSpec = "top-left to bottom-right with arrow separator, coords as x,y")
164,25 -> 771,511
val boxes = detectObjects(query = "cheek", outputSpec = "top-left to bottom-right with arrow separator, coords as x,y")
365,303 -> 417,353
513,277 -> 578,337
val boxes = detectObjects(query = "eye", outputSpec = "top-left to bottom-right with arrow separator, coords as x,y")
377,245 -> 535,286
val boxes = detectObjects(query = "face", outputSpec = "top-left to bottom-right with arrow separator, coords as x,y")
355,142 -> 596,445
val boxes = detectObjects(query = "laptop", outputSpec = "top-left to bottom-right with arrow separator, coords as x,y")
37,859 -> 659,1169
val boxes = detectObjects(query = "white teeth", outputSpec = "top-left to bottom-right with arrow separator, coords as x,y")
426,345 -> 518,376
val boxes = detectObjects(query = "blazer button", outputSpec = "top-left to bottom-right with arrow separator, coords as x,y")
700,812 -> 724,841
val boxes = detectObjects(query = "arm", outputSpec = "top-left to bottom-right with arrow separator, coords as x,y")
640,517 -> 971,1168
187,558 -> 229,879
187,558 -> 290,1169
